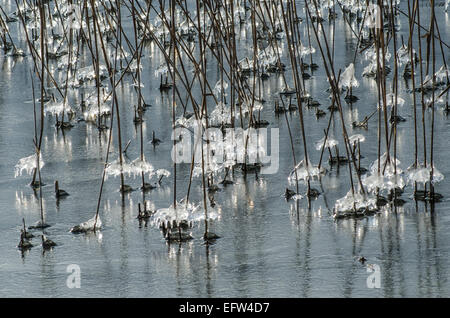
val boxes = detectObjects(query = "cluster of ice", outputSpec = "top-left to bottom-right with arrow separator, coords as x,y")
44,100 -> 74,117
348,134 -> 366,145
212,80 -> 229,98
150,200 -> 220,229
105,156 -> 157,179
362,47 -> 391,78
339,63 -> 359,90
435,65 -> 449,84
154,64 -> 172,77
239,100 -> 264,117
396,44 -> 415,67
77,65 -> 108,82
362,62 -> 377,77
14,153 -> 44,178
57,54 -> 78,70
385,93 -> 405,108
209,102 -> 232,126
362,173 -> 405,193
315,136 -> 338,151
70,215 -> 101,233
406,163 -> 444,185
83,104 -> 111,122
298,40 -> 315,57
83,89 -> 112,121
362,153 -> 405,193
369,152 -> 402,176
156,169 -> 171,179
288,158 -> 324,185
334,189 -> 377,214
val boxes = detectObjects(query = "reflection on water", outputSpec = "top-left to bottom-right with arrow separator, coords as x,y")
15,191 -> 46,217
0,0 -> 449,298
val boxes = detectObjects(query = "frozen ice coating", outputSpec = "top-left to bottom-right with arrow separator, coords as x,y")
210,102 -> 232,126
130,157 -> 155,176
154,64 -> 171,77
288,159 -> 324,185
77,65 -> 108,82
407,164 -> 445,185
105,156 -> 157,179
213,80 -> 229,97
386,93 -> 405,108
314,136 -> 338,151
83,104 -> 111,122
70,215 -> 102,233
14,153 -> 44,178
44,101 -> 74,117
298,40 -> 315,57
369,152 -> 402,177
435,65 -> 449,83
362,173 -> 405,193
339,63 -> 359,90
364,46 -> 391,63
150,200 -> 220,229
334,189 -> 377,214
362,62 -> 377,77
156,169 -> 171,178
396,44 -> 414,67
348,134 -> 366,144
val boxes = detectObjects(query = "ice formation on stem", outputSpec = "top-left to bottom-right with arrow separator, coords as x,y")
14,153 -> 44,178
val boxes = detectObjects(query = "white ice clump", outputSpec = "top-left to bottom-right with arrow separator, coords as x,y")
44,100 -> 74,117
150,200 -> 220,229
334,189 -> 377,214
348,134 -> 366,144
396,44 -> 414,67
156,169 -> 171,178
14,153 -> 44,178
292,194 -> 304,201
77,65 -> 108,82
362,61 -> 377,77
362,173 -> 405,193
315,136 -> 338,151
406,163 -> 444,185
70,215 -> 101,233
105,156 -> 155,179
364,46 -> 391,64
339,63 -> 359,90
435,65 -> 449,83
213,80 -> 228,98
386,93 -> 405,108
369,152 -> 402,176
154,64 -> 172,77
362,153 -> 405,193
209,102 -> 232,126
298,40 -> 315,57
83,104 -> 111,122
288,158 -> 324,185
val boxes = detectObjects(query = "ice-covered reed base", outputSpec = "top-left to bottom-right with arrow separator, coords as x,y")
70,216 -> 101,233
14,153 -> 44,178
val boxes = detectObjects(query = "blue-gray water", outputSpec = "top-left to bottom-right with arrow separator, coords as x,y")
0,1 -> 450,297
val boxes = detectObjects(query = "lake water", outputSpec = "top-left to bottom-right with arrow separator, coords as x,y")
0,0 -> 449,297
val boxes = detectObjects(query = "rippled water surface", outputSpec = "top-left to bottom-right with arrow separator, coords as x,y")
1,0 -> 450,297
